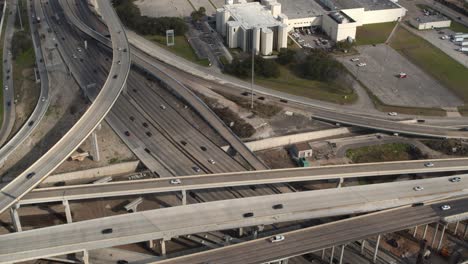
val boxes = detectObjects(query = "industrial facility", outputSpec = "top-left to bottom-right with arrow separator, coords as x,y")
410,14 -> 452,30
216,0 -> 407,50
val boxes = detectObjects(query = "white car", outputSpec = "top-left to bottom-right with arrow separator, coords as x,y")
388,112 -> 398,116
270,235 -> 285,243
41,97 -> 46,102
170,179 -> 181,185
449,177 -> 461,183
4,85 -> 8,90
440,205 -> 451,211
357,62 -> 367,67
424,162 -> 434,167
350,58 -> 359,62
160,105 -> 166,110
413,186 -> 424,191
192,166 -> 201,173
208,159 -> 216,165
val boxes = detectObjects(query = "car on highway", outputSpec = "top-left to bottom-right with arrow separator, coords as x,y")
440,205 -> 451,211
424,162 -> 434,167
41,97 -> 46,102
272,204 -> 283,210
117,261 -> 128,264
28,121 -> 34,126
449,177 -> 461,183
146,131 -> 152,137
7,101 -> 11,107
124,131 -> 130,136
243,212 -> 254,218
388,112 -> 398,116
208,159 -> 215,164
4,85 -> 7,90
398,72 -> 407,78
192,166 -> 201,173
160,104 -> 166,110
77,47 -> 82,52
142,122 -> 148,128
144,148 -> 151,154
350,58 -> 359,62
26,172 -> 35,179
101,228 -> 113,234
412,202 -> 424,207
129,116 -> 135,121
357,62 -> 367,67
413,186 -> 424,191
270,235 -> 285,243
72,54 -> 77,59
170,179 -> 181,185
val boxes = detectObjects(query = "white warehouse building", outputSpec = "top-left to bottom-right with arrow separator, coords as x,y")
217,0 -> 407,46
216,1 -> 288,55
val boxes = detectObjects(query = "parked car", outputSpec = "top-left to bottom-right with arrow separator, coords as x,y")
413,186 -> 424,191
270,235 -> 285,243
440,204 -> 451,210
357,62 -> 367,67
350,58 -> 359,62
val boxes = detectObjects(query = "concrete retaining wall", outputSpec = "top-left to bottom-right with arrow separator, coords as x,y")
225,127 -> 359,152
40,161 -> 140,186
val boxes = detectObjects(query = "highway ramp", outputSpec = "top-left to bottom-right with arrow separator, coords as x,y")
1,175 -> 468,262
0,0 -> 130,215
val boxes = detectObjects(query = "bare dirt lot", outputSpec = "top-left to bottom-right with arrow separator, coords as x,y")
338,44 -> 463,108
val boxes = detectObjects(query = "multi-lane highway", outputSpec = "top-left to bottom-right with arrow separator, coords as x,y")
0,0 -> 17,146
20,158 -> 468,204
1,175 -> 467,263
0,0 -> 130,215
0,0 -> 50,167
158,198 -> 468,264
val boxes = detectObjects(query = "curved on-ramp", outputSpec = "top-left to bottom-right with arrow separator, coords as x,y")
0,0 -> 131,215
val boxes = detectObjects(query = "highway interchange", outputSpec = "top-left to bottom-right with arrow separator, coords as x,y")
0,0 -> 466,263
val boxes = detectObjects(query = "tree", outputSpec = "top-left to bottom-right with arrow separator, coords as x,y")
191,7 -> 206,22
296,50 -> 344,82
277,48 -> 296,65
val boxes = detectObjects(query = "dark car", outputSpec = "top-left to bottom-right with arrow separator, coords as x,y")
144,148 -> 151,154
124,131 -> 130,136
101,228 -> 113,234
181,140 -> 187,146
146,131 -> 152,137
243,212 -> 254,218
6,101 -> 11,107
200,146 -> 207,151
280,99 -> 288,103
129,116 -> 135,121
26,172 -> 35,179
28,121 -> 34,126
258,96 -> 265,100
117,260 -> 129,264
412,202 -> 424,207
142,122 -> 148,128
272,204 -> 283,210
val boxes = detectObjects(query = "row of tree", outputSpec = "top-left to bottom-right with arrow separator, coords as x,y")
112,0 -> 187,36
224,55 -> 280,78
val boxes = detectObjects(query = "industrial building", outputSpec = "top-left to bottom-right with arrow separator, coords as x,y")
409,15 -> 451,30
216,0 -> 406,48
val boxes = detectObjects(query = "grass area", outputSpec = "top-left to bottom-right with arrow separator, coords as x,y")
450,20 -> 468,33
145,34 -> 210,67
357,79 -> 446,116
389,26 -> 468,103
253,65 -> 357,105
355,22 -> 397,46
346,143 -> 425,163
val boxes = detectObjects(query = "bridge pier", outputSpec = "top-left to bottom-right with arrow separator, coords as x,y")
437,225 -> 446,251
422,224 -> 429,239
360,240 -> 366,254
431,223 -> 440,248
337,177 -> 344,188
238,227 -> 244,237
413,225 -> 418,237
62,199 -> 73,223
321,248 -> 326,260
454,221 -> 460,235
82,250 -> 89,264
338,244 -> 346,264
159,239 -> 167,256
373,234 -> 381,263
181,190 -> 187,205
90,130 -> 100,162
10,204 -> 22,232
329,246 -> 335,264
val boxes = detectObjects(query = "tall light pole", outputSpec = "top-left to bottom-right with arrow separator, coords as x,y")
251,46 -> 255,109
17,1 -> 23,31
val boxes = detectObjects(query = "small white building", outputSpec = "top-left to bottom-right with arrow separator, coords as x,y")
216,1 -> 288,55
410,15 -> 451,30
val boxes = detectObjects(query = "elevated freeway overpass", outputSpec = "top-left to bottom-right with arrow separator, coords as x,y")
0,0 -> 131,215
20,158 -> 468,205
1,175 -> 468,262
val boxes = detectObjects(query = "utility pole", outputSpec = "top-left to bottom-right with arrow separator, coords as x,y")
17,1 -> 23,31
251,47 -> 255,109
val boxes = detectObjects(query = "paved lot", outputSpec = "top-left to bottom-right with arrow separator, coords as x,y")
134,0 -> 194,18
337,44 -> 463,108
339,45 -> 463,107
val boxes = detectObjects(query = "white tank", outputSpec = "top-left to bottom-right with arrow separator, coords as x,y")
225,0 -> 233,5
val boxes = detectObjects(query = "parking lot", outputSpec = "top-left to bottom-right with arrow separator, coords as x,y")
290,28 -> 333,49
337,44 -> 463,108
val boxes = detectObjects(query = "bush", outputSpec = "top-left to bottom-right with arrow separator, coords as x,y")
212,107 -> 255,138
224,56 -> 280,78
191,7 -> 206,22
277,48 -> 296,65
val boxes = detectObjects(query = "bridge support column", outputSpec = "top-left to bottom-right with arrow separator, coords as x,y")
10,204 -> 22,232
258,224 -> 264,232
62,199 -> 73,223
339,244 -> 346,264
281,259 -> 289,264
82,250 -> 89,264
422,224 -> 429,240
181,190 -> 187,205
321,249 -> 326,260
360,240 -> 366,254
437,225 -> 446,251
253,229 -> 258,239
431,223 -> 440,248
337,177 -> 344,188
373,234 -> 381,263
413,226 -> 418,237
159,239 -> 167,256
329,246 -> 335,264
148,240 -> 155,249
454,221 -> 459,235
239,227 -> 244,237
90,130 -> 100,162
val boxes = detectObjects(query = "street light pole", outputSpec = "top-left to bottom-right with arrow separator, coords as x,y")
251,47 -> 255,109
